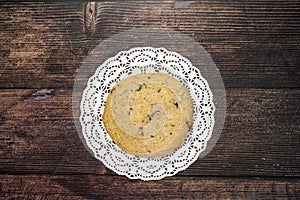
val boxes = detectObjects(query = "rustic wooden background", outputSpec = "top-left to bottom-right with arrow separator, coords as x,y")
0,1 -> 299,199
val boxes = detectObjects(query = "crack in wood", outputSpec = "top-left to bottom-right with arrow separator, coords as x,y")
173,1 -> 196,9
83,2 -> 97,34
24,89 -> 55,102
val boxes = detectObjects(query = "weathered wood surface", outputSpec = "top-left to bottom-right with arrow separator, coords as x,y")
0,89 -> 299,177
0,175 -> 299,199
0,0 -> 299,199
0,1 -> 299,89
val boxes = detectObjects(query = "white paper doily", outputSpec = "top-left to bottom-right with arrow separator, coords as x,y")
80,47 -> 215,180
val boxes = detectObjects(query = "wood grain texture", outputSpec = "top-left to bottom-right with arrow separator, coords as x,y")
0,1 -> 299,89
0,1 -> 299,199
0,88 -> 299,177
0,175 -> 299,199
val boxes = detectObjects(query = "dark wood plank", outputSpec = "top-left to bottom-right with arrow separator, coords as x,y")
0,175 -> 299,199
0,88 -> 299,177
0,1 -> 299,89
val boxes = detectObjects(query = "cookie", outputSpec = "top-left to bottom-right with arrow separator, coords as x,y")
102,73 -> 194,157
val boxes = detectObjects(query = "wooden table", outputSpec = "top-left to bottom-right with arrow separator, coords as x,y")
1,1 -> 299,199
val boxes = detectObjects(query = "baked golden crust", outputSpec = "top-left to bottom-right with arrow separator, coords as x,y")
102,73 -> 193,157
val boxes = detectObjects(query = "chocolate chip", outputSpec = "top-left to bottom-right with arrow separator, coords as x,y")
150,135 -> 154,138
186,121 -> 192,130
136,84 -> 142,91
174,102 -> 179,108
139,127 -> 144,136
157,88 -> 161,93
